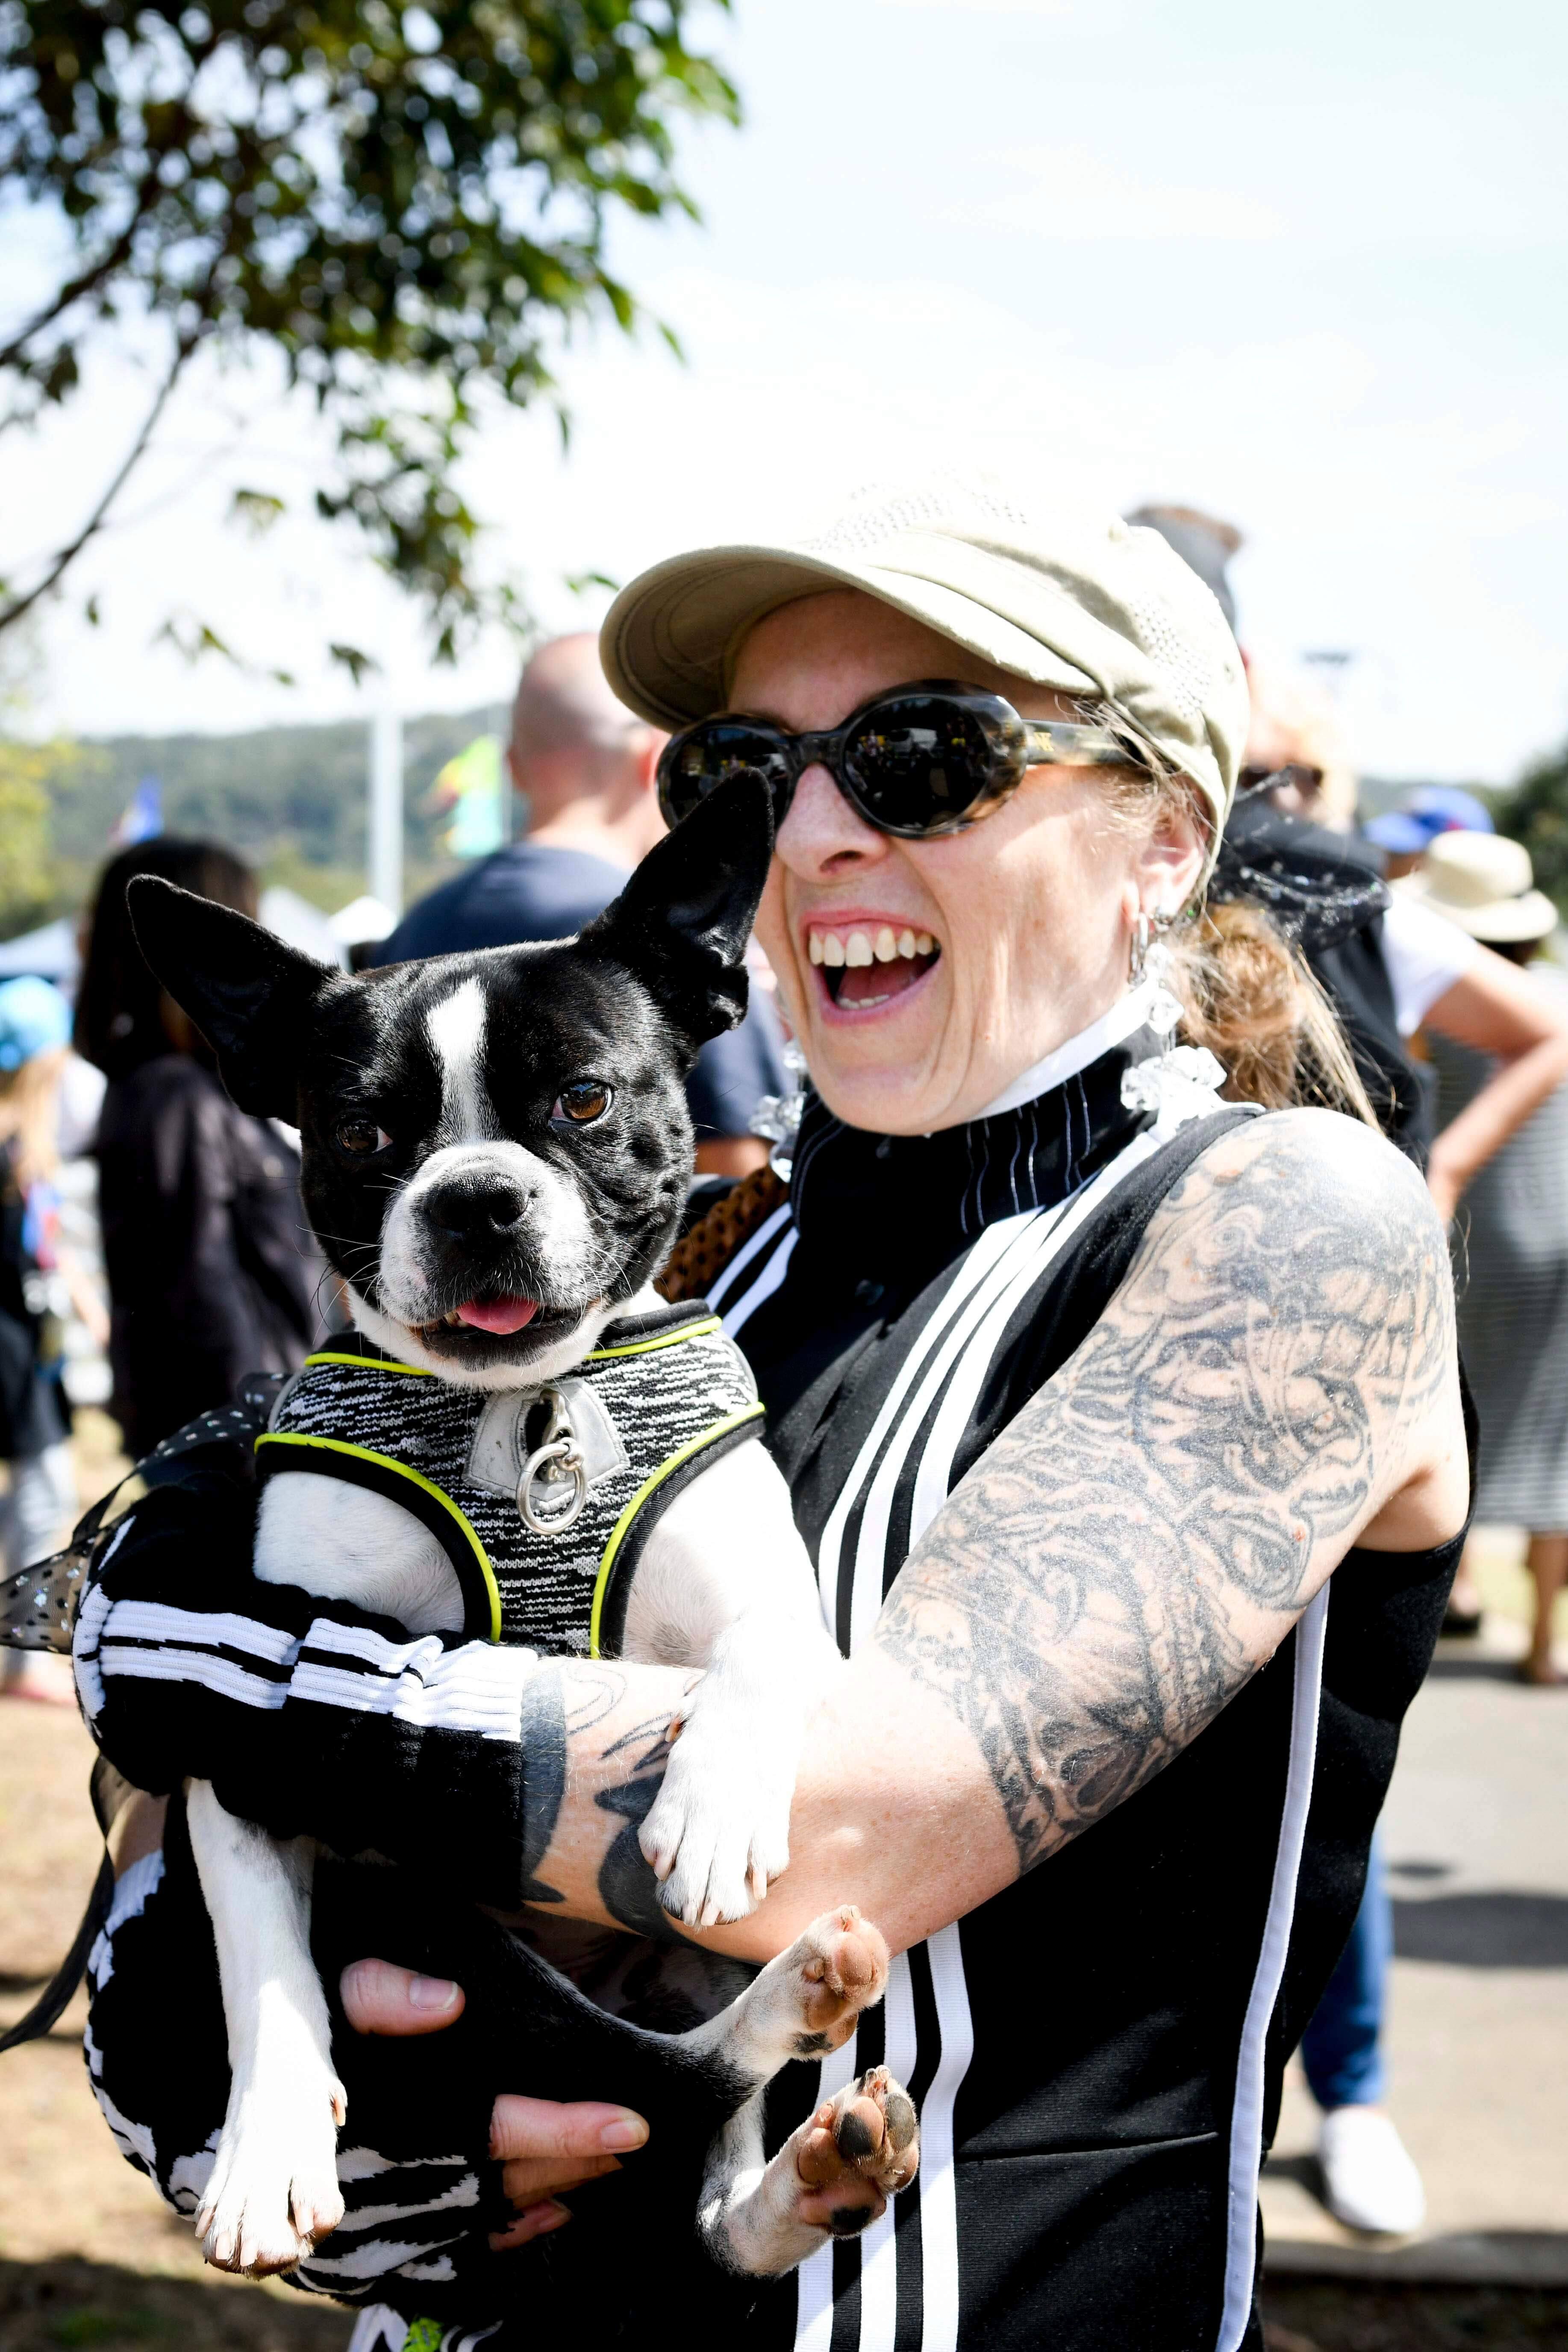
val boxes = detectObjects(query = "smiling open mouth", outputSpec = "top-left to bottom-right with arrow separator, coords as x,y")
808,921 -> 941,1013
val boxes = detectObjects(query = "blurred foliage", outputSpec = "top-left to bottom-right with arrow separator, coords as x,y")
0,699 -> 503,936
1495,738 -> 1568,920
0,733 -> 105,935
0,0 -> 738,663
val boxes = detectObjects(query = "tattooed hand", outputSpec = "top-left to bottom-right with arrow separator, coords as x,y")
873,1109 -> 1465,1874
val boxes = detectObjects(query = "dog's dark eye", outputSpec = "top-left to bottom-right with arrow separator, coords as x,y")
552,1081 -> 613,1126
335,1118 -> 392,1156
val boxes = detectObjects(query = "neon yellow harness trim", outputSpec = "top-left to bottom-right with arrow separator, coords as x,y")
304,1350 -> 434,1377
255,1431 -> 503,1643
588,1402 -> 764,1658
584,1316 -> 721,1362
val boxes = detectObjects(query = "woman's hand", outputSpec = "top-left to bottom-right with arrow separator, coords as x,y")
339,1959 -> 650,2250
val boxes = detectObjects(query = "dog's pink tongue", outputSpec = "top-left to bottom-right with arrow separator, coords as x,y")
454,1296 -> 540,1335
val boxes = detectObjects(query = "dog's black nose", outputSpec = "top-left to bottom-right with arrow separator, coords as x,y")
424,1176 -> 530,1244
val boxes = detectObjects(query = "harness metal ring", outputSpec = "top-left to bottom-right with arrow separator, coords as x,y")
517,1436 -> 588,1536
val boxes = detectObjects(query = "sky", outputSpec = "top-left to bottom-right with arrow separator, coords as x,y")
3,0 -> 1566,785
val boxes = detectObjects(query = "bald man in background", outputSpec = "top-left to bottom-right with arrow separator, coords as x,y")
376,635 -> 788,1176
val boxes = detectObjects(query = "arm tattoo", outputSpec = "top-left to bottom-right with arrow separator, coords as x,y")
519,1662 -> 567,1906
546,1663 -> 702,1941
874,1112 -> 1457,1873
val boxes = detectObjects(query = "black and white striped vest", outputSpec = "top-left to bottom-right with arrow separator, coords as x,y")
259,1302 -> 762,1655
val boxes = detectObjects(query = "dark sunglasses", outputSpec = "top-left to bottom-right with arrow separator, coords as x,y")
656,679 -> 1144,841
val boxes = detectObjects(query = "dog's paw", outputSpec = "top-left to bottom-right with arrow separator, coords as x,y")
727,1904 -> 890,2076
638,1732 -> 793,1926
196,2081 -> 346,2276
790,2066 -> 921,2237
781,1906 -> 890,2051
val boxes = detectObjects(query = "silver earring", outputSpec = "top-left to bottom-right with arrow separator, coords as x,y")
1129,910 -> 1153,987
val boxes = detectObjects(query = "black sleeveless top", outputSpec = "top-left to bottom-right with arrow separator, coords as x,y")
701,1033 -> 1464,2352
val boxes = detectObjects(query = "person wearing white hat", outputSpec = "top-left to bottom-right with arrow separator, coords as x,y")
1409,832 -> 1568,1686
78,482 -> 1471,2352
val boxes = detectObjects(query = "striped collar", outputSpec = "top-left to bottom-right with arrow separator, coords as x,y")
787,1016 -> 1169,1295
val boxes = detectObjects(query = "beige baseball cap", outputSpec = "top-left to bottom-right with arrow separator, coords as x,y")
600,478 -> 1250,850
1393,830 -> 1558,944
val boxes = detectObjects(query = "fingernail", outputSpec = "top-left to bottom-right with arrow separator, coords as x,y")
599,2113 -> 648,2153
408,1973 -> 460,2012
532,2201 -> 572,2233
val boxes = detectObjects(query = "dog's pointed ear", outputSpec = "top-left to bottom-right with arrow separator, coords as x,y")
577,771 -> 775,1053
127,876 -> 340,1118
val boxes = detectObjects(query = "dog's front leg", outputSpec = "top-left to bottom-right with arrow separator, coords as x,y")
624,1439 -> 843,1926
638,1605 -> 841,1925
185,1779 -> 345,2275
689,1907 -> 920,2276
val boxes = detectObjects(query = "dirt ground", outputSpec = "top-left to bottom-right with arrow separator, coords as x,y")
0,1423 -> 1562,2352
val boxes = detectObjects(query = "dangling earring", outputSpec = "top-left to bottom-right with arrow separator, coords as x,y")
1130,906 -> 1181,1035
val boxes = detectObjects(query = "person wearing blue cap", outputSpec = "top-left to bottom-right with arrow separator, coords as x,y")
1363,788 -> 1495,877
0,976 -> 82,1698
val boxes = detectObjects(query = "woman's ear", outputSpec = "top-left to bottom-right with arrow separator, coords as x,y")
1138,793 -> 1207,919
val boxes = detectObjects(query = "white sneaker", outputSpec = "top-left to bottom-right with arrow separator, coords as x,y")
1317,2105 -> 1426,2235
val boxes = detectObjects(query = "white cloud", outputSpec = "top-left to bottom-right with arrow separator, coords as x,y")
942,145 -> 1284,243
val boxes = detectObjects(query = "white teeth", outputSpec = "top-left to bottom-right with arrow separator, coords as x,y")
810,924 -> 938,968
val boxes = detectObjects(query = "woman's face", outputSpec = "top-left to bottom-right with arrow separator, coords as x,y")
737,591 -> 1204,1135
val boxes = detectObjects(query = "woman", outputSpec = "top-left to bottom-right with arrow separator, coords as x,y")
76,839 -> 321,1454
73,487 -> 1467,2352
1413,832 -> 1568,1682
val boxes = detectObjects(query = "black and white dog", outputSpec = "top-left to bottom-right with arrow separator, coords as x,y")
127,777 -> 917,2292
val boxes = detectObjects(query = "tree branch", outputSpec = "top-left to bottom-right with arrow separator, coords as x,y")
0,182 -> 162,374
0,327 -> 199,635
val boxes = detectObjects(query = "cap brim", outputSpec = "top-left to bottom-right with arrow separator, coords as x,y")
1394,876 -> 1559,942
600,542 -> 1097,731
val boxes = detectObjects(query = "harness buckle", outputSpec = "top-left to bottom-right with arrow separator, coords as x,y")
516,1385 -> 588,1535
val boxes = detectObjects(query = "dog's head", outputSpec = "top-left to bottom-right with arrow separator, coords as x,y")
127,775 -> 774,1387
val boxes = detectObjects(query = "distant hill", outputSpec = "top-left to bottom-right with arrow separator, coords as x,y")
1,702 -> 511,939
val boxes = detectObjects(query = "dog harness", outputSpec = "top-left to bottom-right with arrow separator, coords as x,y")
255,1301 -> 762,1655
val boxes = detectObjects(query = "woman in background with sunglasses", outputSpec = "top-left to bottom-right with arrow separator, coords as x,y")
75,485 -> 1469,2352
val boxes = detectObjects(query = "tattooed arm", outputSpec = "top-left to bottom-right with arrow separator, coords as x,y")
512,1109 -> 1468,1955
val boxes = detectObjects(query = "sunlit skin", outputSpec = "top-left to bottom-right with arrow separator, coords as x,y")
738,590 -> 1206,1135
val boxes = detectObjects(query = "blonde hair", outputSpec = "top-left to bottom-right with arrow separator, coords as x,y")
1098,754 -> 1378,1126
0,1045 -> 67,1191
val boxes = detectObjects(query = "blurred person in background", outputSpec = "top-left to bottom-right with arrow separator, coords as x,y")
0,978 -> 86,1700
1409,833 -> 1568,1683
376,634 -> 788,1175
1363,787 -> 1497,881
76,841 -> 321,1456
